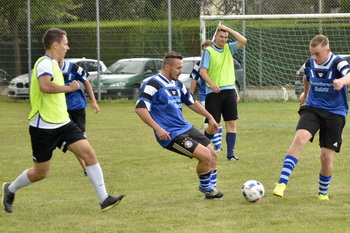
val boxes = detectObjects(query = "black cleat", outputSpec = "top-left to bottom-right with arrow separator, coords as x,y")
198,187 -> 224,199
100,194 -> 126,212
2,182 -> 15,213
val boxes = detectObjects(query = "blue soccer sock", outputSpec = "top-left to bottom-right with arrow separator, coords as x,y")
212,127 -> 223,149
198,170 -> 213,192
226,132 -> 236,158
210,168 -> 218,188
278,155 -> 298,184
318,174 -> 332,195
204,130 -> 214,140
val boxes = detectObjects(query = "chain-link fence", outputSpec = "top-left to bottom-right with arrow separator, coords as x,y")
1,0 -> 349,96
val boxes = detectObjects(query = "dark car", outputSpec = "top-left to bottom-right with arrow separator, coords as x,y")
295,54 -> 350,98
91,58 -> 162,99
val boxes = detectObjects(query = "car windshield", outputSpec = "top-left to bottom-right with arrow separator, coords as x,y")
182,60 -> 198,74
105,61 -> 143,74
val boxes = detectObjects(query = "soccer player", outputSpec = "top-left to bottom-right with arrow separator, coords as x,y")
135,51 -> 223,200
273,35 -> 350,200
59,60 -> 101,175
2,28 -> 125,213
189,40 -> 223,152
200,24 -> 247,161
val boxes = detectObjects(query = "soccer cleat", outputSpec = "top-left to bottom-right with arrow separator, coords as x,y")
198,187 -> 223,199
214,147 -> 223,153
2,182 -> 15,213
273,183 -> 286,197
100,194 -> 126,212
317,194 -> 329,201
204,194 -> 222,200
226,155 -> 239,161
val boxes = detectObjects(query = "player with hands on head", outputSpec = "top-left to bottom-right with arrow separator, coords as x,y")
200,24 -> 247,161
136,51 -> 224,200
189,40 -> 224,152
273,35 -> 350,200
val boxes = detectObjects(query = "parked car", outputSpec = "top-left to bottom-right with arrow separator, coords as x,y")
8,58 -> 106,99
294,54 -> 350,98
140,56 -> 245,92
91,58 -> 162,99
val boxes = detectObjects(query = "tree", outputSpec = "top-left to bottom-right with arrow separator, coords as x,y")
0,0 -> 80,75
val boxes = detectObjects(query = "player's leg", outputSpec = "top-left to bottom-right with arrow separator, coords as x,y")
212,126 -> 223,152
222,90 -> 238,161
317,148 -> 334,200
67,139 -> 125,211
317,112 -> 344,200
225,120 -> 237,160
69,109 -> 87,175
273,106 -> 318,197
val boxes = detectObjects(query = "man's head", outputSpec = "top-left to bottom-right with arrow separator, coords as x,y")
202,40 -> 215,51
161,51 -> 183,81
214,29 -> 228,48
309,35 -> 330,65
42,28 -> 69,61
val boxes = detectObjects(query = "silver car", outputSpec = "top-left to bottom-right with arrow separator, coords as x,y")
8,58 -> 107,99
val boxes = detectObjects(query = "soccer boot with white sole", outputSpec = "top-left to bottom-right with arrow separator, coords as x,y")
2,182 -> 15,213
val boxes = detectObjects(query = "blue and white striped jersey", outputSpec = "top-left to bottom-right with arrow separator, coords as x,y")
304,53 -> 350,116
136,73 -> 195,147
61,61 -> 88,111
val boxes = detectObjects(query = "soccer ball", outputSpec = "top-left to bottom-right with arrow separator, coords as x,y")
242,180 -> 265,202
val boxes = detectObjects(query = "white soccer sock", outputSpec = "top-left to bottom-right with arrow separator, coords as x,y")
8,169 -> 32,193
86,163 -> 108,203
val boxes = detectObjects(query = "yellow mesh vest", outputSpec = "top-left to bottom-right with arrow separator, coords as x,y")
206,44 -> 235,87
28,56 -> 69,123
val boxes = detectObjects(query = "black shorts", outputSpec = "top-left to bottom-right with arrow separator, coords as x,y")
68,108 -> 86,133
29,121 -> 86,162
205,89 -> 238,123
297,105 -> 345,152
165,127 -> 210,158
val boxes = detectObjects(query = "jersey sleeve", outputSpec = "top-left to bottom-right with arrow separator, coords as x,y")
36,58 -> 54,79
136,78 -> 159,111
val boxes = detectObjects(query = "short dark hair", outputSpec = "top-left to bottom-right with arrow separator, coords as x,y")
42,28 -> 67,49
162,51 -> 183,68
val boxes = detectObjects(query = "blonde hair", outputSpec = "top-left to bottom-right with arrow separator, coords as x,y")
310,35 -> 329,48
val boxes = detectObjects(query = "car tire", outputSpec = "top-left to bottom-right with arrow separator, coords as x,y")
132,87 -> 140,100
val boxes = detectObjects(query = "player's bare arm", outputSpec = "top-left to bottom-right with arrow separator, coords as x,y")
219,24 -> 247,49
135,108 -> 171,140
188,101 -> 219,134
199,68 -> 220,93
83,80 -> 100,113
334,72 -> 350,90
39,74 -> 79,93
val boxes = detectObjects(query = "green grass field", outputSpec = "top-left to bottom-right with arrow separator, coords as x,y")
0,98 -> 350,233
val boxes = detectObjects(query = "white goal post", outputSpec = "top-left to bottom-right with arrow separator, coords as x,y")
200,13 -> 350,101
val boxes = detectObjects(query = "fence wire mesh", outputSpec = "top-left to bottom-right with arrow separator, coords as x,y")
1,0 -> 349,93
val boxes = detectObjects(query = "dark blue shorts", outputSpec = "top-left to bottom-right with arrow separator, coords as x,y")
29,121 -> 86,162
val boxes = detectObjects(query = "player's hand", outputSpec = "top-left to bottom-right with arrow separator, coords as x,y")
91,102 -> 100,113
210,83 -> 220,93
299,92 -> 306,106
208,118 -> 219,134
333,79 -> 344,91
155,128 -> 171,141
69,80 -> 80,92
